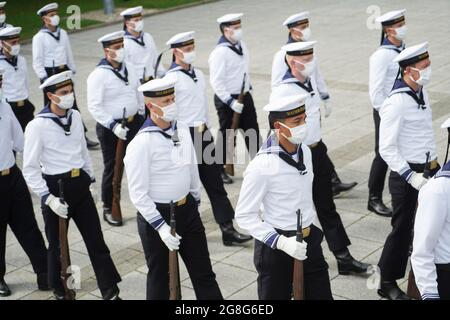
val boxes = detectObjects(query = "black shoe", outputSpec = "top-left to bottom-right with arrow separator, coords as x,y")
221,172 -> 233,184
37,273 -> 50,291
102,286 -> 121,300
331,173 -> 357,198
53,289 -> 65,300
368,196 -> 392,217
85,136 -> 100,150
335,248 -> 370,276
0,278 -> 11,297
378,280 -> 411,300
219,221 -> 252,246
103,208 -> 123,227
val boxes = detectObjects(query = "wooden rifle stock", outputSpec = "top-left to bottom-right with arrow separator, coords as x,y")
168,201 -> 181,300
293,209 -> 304,300
58,179 -> 76,300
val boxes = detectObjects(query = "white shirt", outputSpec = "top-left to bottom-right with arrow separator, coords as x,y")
0,99 -> 23,171
369,40 -> 403,111
23,108 -> 94,197
235,137 -> 316,249
164,63 -> 209,127
0,54 -> 29,102
412,166 -> 450,300
270,72 -> 322,146
87,59 -> 143,129
208,36 -> 252,106
271,48 -> 330,101
379,80 -> 437,179
32,27 -> 76,80
124,119 -> 201,229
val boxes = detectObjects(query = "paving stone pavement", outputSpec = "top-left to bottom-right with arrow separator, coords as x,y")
3,0 -> 450,300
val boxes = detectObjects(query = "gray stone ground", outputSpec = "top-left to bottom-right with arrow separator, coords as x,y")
3,0 -> 450,300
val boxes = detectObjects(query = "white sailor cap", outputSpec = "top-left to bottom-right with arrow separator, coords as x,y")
375,9 -> 406,26
441,118 -> 450,129
283,11 -> 310,28
37,2 -> 58,16
138,77 -> 176,98
264,94 -> 309,118
166,31 -> 195,48
217,13 -> 243,26
282,40 -> 316,56
39,70 -> 73,92
97,31 -> 125,47
0,26 -> 21,40
120,6 -> 143,19
0,2 -> 6,9
394,42 -> 429,68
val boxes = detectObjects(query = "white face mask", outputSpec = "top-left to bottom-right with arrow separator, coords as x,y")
279,122 -> 308,145
0,14 -> 5,24
294,59 -> 315,78
178,49 -> 196,65
394,25 -> 407,41
52,92 -> 75,110
229,28 -> 243,42
153,102 -> 177,122
293,27 -> 311,41
49,15 -> 60,27
109,47 -> 125,63
7,44 -> 20,56
410,66 -> 432,86
133,20 -> 144,32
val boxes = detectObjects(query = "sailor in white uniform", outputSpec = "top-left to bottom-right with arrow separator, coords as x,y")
367,9 -> 407,217
271,41 -> 370,277
235,94 -> 332,300
124,78 -> 222,300
411,117 -> 450,300
22,71 -> 121,300
377,42 -> 439,300
0,26 -> 35,130
163,31 -> 251,246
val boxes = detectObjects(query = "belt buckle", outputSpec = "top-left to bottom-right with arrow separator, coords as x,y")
302,227 -> 310,238
58,65 -> 64,70
197,124 -> 205,133
71,169 -> 80,178
17,100 -> 25,107
430,160 -> 438,170
176,197 -> 187,206
1,168 -> 10,176
127,115 -> 134,123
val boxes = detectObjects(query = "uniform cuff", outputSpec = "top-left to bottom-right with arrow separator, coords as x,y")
422,293 -> 440,300
109,121 -> 118,131
263,231 -> 280,249
400,168 -> 414,181
226,97 -> 234,107
320,93 -> 330,101
149,217 -> 165,230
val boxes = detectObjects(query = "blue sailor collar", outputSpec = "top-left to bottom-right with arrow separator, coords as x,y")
380,37 -> 405,52
167,61 -> 197,82
36,105 -> 73,119
217,35 -> 243,55
124,29 -> 145,46
434,161 -> 450,179
286,34 -> 296,44
40,26 -> 61,41
139,117 -> 180,145
389,78 -> 426,109
96,58 -> 124,71
282,69 -> 314,95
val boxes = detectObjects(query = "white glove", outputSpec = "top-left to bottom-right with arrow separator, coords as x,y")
323,101 -> 332,118
45,194 -> 69,219
113,123 -> 129,140
276,235 -> 307,260
157,223 -> 182,251
90,184 -> 98,204
230,100 -> 244,114
408,172 -> 429,191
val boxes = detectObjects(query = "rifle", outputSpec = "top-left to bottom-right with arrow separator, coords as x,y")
292,209 -> 305,300
111,108 -> 127,226
168,201 -> 181,300
407,151 -> 431,300
224,73 -> 246,176
58,179 -> 76,300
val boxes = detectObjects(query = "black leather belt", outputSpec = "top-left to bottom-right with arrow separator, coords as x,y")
43,168 -> 82,179
275,226 -> 311,239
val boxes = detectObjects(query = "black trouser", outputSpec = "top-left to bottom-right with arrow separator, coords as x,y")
189,126 -> 234,224
137,194 -> 223,300
436,264 -> 450,299
8,99 -> 35,131
0,165 -> 47,278
43,65 -> 86,133
378,164 -> 439,281
311,141 -> 351,252
214,93 -> 262,168
96,115 -> 144,209
368,109 -> 388,198
254,225 -> 332,300
42,170 -> 121,295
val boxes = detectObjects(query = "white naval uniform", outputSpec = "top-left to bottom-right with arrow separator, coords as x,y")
163,63 -> 209,127
208,36 -> 252,106
32,27 -> 76,80
369,39 -> 404,110
22,108 -> 94,197
270,70 -> 322,146
124,118 -> 201,229
412,164 -> 450,300
379,80 -> 437,178
235,138 -> 316,248
0,99 -> 23,171
0,54 -> 29,102
124,30 -> 166,81
87,59 -> 143,129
